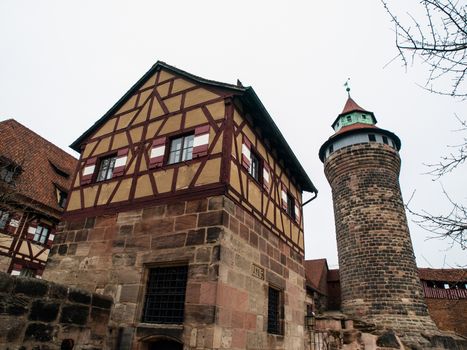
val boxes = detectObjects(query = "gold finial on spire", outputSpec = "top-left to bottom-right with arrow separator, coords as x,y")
344,78 -> 351,97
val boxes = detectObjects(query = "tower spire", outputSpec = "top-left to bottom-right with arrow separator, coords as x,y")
344,78 -> 351,97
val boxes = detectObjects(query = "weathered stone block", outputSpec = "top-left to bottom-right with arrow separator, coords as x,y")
60,304 -> 89,325
198,211 -> 224,227
186,198 -> 207,213
185,304 -> 216,324
68,288 -> 92,305
186,229 -> 205,246
206,227 -> 222,243
24,323 -> 55,342
152,233 -> 186,249
142,205 -> 165,219
29,300 -> 60,322
167,202 -> 185,216
14,278 -> 48,297
175,214 -> 198,231
58,244 -> 68,255
92,294 -> 113,310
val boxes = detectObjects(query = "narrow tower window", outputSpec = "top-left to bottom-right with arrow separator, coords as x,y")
382,136 -> 388,144
267,286 -> 283,335
368,134 -> 376,142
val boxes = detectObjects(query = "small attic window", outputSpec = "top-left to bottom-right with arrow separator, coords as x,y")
362,114 -> 367,119
49,161 -> 70,178
336,121 -> 339,127
346,115 -> 352,122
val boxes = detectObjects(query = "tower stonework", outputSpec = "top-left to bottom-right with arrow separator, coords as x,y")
319,97 -> 438,338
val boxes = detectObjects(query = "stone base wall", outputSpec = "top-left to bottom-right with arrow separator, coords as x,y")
0,254 -> 11,272
425,298 -> 467,337
43,195 -> 307,350
0,272 -> 112,349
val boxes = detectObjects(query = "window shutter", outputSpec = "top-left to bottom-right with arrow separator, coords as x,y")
294,203 -> 301,224
81,157 -> 97,185
263,164 -> 271,191
192,125 -> 210,158
10,263 -> 22,276
6,213 -> 21,234
281,184 -> 288,210
35,269 -> 44,279
149,137 -> 167,169
27,220 -> 38,241
242,136 -> 251,170
46,229 -> 56,248
112,148 -> 129,177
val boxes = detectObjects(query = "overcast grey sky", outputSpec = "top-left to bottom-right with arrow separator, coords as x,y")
1,1 -> 465,268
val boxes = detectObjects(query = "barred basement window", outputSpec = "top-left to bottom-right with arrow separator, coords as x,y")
143,266 -> 188,324
267,286 -> 283,335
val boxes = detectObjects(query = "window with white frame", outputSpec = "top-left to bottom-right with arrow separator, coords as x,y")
168,134 -> 194,164
33,225 -> 49,244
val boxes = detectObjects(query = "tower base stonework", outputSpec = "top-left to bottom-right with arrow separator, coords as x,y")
44,195 -> 307,350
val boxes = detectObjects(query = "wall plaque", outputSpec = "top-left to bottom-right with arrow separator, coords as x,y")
252,263 -> 264,280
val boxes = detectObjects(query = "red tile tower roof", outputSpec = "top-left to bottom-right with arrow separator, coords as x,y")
0,119 -> 77,217
340,96 -> 369,115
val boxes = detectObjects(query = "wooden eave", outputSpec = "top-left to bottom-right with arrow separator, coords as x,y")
71,61 -> 317,194
318,126 -> 402,162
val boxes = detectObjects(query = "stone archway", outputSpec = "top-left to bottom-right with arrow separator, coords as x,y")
147,338 -> 183,350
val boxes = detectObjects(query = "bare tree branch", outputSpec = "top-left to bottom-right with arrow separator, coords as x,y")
382,0 -> 467,97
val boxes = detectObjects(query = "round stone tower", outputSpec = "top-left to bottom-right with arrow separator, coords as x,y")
319,95 -> 438,334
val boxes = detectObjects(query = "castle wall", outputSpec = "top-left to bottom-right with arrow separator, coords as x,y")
0,272 -> 112,349
425,298 -> 467,337
44,195 -> 307,350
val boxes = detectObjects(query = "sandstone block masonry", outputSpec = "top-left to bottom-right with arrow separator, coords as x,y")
324,143 -> 438,335
0,272 -> 113,349
43,195 -> 307,350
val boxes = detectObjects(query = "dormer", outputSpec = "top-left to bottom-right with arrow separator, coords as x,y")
331,97 -> 377,132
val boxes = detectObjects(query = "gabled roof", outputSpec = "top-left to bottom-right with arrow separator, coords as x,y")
71,61 -> 317,193
0,119 -> 77,217
304,259 -> 329,294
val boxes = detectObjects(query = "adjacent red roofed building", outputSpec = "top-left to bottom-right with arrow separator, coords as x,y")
304,259 -> 467,337
0,119 -> 77,277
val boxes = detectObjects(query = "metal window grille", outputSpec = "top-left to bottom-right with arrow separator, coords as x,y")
143,266 -> 188,324
268,286 -> 282,334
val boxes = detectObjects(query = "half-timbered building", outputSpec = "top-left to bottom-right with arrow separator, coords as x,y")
44,62 -> 317,350
0,119 -> 77,278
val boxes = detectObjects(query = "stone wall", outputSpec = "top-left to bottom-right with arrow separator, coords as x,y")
43,195 -> 307,350
0,254 -> 11,272
426,298 -> 467,337
0,271 -> 112,349
324,142 -> 438,337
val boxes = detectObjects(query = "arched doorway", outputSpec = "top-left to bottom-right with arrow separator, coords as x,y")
148,338 -> 183,350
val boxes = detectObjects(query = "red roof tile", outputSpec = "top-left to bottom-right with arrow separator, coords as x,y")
418,268 -> 467,282
341,97 -> 369,115
0,119 -> 77,217
304,259 -> 329,294
334,122 -> 378,136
